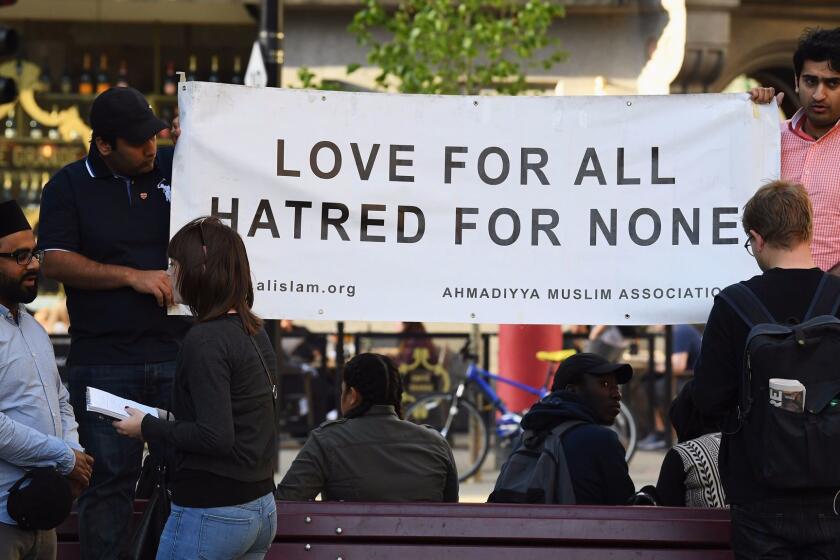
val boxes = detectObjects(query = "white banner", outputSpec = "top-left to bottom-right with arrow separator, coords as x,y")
172,84 -> 780,324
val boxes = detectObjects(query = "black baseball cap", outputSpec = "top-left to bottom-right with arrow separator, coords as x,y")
551,352 -> 633,391
89,87 -> 169,145
7,467 -> 73,530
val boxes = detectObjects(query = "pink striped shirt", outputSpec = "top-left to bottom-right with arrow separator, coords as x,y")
781,109 -> 840,271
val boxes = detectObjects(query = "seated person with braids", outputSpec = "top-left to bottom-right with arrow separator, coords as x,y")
277,353 -> 459,502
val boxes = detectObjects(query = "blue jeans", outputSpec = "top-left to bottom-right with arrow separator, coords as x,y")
731,499 -> 840,559
156,493 -> 277,560
68,362 -> 175,560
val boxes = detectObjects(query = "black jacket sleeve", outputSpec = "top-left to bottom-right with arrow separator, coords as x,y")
142,333 -> 236,456
693,299 -> 740,420
656,448 -> 687,507
598,430 -> 636,505
565,426 -> 635,505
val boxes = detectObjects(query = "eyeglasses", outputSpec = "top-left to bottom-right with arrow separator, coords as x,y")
744,237 -> 755,257
0,249 -> 44,266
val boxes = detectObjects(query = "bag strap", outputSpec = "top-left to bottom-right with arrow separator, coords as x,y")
250,333 -> 281,479
717,282 -> 776,328
249,334 -> 278,413
8,470 -> 34,493
524,419 -> 585,450
545,420 -> 585,505
548,420 -> 586,438
804,273 -> 840,320
717,283 -> 769,423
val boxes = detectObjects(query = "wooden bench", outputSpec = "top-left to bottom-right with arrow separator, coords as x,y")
57,501 -> 733,559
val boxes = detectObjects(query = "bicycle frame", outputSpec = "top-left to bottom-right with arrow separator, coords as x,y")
462,362 -> 547,415
438,361 -> 543,438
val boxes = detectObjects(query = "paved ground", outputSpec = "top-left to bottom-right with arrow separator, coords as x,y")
275,441 -> 667,503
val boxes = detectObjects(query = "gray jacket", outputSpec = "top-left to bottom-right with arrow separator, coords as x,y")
277,405 -> 458,502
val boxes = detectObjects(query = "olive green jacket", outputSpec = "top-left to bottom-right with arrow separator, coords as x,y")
277,405 -> 458,502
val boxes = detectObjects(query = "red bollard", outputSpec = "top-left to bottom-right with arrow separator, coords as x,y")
497,324 -> 563,413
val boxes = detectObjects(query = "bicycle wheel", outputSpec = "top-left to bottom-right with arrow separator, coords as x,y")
404,393 -> 490,482
611,401 -> 638,463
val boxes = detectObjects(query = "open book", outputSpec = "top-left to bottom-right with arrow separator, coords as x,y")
86,387 -> 159,421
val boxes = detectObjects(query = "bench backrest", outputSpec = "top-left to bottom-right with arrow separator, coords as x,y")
57,500 -> 733,560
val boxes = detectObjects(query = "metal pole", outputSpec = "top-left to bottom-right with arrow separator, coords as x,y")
481,333 -> 490,371
259,0 -> 285,87
335,321 -> 346,412
664,325 -> 674,446
645,333 -> 656,436
275,0 -> 284,87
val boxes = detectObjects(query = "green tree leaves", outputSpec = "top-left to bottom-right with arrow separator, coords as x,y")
349,0 -> 566,95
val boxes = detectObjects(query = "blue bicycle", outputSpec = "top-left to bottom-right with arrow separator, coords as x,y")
404,349 -> 637,482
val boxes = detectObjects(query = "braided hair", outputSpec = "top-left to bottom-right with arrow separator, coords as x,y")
342,353 -> 404,419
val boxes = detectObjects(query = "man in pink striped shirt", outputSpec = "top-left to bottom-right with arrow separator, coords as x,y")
752,28 -> 840,276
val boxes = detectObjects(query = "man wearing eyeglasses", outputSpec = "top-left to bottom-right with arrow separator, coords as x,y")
0,200 -> 94,560
36,87 -> 189,559
693,181 -> 840,558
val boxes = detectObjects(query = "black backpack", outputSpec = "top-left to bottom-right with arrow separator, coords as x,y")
718,273 -> 840,488
487,420 -> 583,504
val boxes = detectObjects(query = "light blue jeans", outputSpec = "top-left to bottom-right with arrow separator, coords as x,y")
156,493 -> 276,560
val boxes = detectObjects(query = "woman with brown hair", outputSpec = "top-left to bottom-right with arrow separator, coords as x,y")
114,217 -> 278,559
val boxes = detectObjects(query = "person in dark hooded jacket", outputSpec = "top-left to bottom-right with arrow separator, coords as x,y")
499,353 -> 636,505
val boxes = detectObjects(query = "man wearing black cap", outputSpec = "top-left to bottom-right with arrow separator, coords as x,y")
493,353 -> 635,505
37,87 -> 189,559
0,200 -> 94,559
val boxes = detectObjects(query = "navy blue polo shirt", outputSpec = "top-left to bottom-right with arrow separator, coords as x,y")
38,145 -> 190,366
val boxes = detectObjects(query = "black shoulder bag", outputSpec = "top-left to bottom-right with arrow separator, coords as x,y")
123,450 -> 170,560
